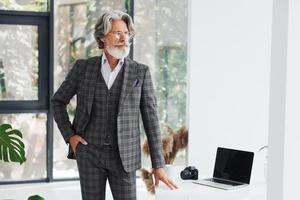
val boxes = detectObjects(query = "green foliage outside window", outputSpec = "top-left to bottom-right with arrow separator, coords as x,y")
156,46 -> 187,132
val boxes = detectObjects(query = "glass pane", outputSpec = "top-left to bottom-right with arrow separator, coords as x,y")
134,0 -> 188,167
53,0 -> 127,178
53,120 -> 79,178
0,24 -> 39,100
0,0 -> 48,12
0,113 -> 47,182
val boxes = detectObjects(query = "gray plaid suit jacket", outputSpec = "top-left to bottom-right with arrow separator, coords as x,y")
51,56 -> 165,172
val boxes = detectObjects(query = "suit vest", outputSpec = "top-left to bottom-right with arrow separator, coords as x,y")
84,64 -> 125,148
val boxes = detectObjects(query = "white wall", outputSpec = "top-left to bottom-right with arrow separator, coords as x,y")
187,0 -> 273,183
267,0 -> 300,199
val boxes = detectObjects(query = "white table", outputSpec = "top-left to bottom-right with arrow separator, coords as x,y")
156,167 -> 266,200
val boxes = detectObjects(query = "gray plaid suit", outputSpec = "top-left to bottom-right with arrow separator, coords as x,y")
51,56 -> 165,199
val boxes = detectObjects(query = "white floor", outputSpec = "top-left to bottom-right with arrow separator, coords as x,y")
0,179 -> 155,200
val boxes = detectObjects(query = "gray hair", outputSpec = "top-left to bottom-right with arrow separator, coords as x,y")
94,10 -> 135,49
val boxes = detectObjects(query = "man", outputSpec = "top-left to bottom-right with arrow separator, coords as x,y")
52,10 -> 177,200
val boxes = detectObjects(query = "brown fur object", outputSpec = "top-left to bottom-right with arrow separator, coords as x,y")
141,126 -> 188,194
142,134 -> 174,159
142,125 -> 188,164
140,168 -> 155,194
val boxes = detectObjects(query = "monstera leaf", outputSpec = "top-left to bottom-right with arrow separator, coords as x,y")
0,124 -> 26,164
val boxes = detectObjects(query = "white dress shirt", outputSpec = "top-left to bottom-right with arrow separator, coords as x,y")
101,52 -> 124,90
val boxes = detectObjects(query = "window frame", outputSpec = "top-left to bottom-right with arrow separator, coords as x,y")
0,10 -> 49,111
0,8 -> 51,185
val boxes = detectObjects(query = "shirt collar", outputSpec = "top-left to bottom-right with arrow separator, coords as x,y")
101,52 -> 124,68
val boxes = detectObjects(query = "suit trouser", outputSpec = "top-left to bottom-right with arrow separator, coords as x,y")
76,143 -> 136,200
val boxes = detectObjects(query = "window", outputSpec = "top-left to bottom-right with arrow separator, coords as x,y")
0,14 -> 49,111
0,24 -> 39,101
134,0 -> 188,167
0,0 -> 48,12
0,113 -> 47,181
0,10 -> 49,183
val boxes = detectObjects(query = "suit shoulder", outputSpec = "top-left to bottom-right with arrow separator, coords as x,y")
73,58 -> 87,68
74,56 -> 100,72
126,58 -> 149,71
76,56 -> 100,65
86,56 -> 101,63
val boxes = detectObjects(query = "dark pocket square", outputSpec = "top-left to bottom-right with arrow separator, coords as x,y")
133,79 -> 141,87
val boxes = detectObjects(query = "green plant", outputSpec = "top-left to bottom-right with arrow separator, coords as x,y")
28,195 -> 45,200
0,123 -> 26,164
0,124 -> 45,199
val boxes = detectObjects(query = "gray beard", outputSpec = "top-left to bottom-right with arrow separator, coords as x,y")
106,45 -> 130,59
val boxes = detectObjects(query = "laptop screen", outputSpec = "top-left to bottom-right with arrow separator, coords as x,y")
213,147 -> 254,184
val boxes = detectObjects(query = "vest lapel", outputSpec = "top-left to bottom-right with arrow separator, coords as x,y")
87,56 -> 101,115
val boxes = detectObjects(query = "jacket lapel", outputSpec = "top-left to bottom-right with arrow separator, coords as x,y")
118,58 -> 137,112
87,56 -> 101,115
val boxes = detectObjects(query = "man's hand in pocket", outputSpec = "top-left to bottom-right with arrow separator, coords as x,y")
69,135 -> 88,154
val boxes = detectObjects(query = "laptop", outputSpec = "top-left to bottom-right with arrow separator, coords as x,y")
193,147 -> 254,190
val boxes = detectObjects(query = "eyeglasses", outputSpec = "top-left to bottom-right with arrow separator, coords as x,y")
108,31 -> 134,39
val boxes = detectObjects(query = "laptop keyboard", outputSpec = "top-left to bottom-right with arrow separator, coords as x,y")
206,178 -> 243,186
